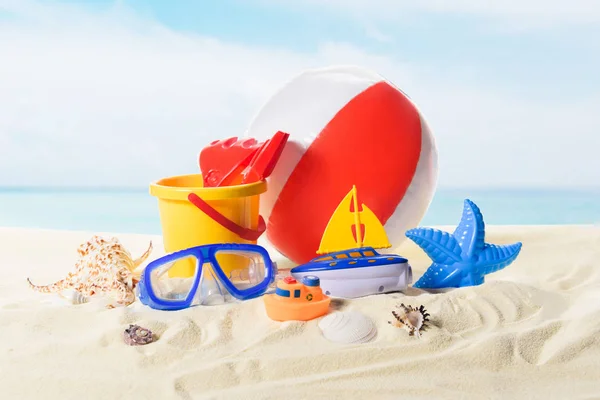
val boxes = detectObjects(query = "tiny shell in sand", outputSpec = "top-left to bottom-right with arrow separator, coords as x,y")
123,324 -> 154,346
388,303 -> 430,338
58,289 -> 89,305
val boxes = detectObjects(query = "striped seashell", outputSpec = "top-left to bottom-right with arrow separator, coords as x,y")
58,289 -> 89,305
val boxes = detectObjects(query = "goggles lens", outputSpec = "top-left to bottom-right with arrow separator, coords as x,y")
149,255 -> 199,302
216,249 -> 268,290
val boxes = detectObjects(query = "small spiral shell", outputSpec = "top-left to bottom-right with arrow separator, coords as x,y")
59,289 -> 89,305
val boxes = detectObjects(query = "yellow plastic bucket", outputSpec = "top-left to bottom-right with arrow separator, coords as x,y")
149,174 -> 267,278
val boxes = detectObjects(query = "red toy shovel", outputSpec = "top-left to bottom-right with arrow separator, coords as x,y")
219,131 -> 290,186
242,130 -> 289,184
198,137 -> 262,187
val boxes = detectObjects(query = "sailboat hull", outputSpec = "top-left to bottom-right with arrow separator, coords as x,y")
290,251 -> 413,298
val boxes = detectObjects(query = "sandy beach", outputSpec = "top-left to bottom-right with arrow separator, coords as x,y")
1,225 -> 599,400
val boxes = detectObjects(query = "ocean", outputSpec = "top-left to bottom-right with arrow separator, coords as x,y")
0,187 -> 598,235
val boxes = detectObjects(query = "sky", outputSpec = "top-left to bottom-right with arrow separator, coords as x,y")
0,0 -> 599,188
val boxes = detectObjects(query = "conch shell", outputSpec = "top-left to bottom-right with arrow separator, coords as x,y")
27,235 -> 152,308
388,303 -> 430,338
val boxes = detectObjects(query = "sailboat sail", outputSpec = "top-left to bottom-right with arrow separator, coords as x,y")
317,185 -> 392,254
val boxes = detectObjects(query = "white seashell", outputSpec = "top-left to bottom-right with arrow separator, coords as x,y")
318,311 -> 377,344
58,289 -> 89,305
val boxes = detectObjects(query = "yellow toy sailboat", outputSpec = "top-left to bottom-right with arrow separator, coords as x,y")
317,185 -> 392,254
290,186 -> 413,299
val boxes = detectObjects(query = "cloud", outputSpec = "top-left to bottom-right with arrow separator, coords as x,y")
254,0 -> 600,29
363,24 -> 393,43
0,0 -> 598,188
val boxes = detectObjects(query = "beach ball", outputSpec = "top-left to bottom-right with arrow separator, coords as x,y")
245,65 -> 438,264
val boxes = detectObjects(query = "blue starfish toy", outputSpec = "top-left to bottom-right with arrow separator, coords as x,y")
405,199 -> 522,289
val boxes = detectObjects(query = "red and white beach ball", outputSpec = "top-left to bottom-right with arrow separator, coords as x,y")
245,66 -> 438,264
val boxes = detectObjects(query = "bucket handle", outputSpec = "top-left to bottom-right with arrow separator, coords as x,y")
187,193 -> 266,242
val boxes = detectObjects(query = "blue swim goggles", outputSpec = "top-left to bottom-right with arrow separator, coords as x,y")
137,243 -> 276,310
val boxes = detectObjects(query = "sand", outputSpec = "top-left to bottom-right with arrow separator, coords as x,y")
1,225 -> 599,400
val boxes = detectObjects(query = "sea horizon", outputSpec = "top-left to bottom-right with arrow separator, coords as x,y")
1,186 -> 598,235
1,185 -> 598,192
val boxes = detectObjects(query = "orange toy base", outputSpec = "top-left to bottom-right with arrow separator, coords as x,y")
263,276 -> 331,321
263,294 -> 330,322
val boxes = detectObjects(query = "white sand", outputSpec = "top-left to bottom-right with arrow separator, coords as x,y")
1,225 -> 600,399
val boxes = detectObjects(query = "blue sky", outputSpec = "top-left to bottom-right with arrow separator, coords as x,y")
25,0 -> 599,95
0,0 -> 599,188
28,0 -> 596,93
